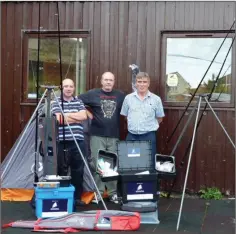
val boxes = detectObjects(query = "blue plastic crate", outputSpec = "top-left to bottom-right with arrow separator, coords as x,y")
35,185 -> 75,218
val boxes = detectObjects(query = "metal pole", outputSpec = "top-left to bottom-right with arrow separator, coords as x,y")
170,103 -> 197,156
1,89 -> 48,179
176,96 -> 202,231
43,88 -> 54,176
52,90 -> 108,210
204,97 -> 235,149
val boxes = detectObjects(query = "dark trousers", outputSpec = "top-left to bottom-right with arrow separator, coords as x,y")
126,131 -> 157,167
84,133 -> 92,163
58,140 -> 85,200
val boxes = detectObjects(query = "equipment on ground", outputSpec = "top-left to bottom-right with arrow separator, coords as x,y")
3,210 -> 141,232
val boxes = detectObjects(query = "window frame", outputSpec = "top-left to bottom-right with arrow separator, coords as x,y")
160,30 -> 235,108
21,30 -> 91,103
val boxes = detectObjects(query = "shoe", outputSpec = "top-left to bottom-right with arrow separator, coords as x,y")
109,194 -> 119,204
91,192 -> 102,204
75,199 -> 86,206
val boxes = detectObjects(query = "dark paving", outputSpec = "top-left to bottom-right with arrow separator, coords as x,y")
1,198 -> 235,234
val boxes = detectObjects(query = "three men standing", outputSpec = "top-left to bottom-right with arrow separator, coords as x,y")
52,70 -> 164,205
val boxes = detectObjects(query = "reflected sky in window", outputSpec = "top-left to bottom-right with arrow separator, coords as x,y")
166,38 -> 232,88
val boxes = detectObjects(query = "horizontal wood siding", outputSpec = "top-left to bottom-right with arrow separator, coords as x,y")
1,1 -> 235,194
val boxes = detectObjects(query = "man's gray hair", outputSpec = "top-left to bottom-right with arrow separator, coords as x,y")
136,72 -> 150,80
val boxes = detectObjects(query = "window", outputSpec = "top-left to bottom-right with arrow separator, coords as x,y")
161,32 -> 235,107
23,32 -> 90,101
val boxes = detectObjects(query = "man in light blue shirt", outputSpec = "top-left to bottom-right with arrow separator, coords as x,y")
120,72 -> 165,164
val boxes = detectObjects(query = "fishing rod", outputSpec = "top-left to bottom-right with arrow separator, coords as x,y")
34,2 -> 41,185
56,2 -> 67,176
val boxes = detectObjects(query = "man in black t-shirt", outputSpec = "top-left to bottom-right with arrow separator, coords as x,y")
79,72 -> 125,203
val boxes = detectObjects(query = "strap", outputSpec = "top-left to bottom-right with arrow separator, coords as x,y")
94,210 -> 101,230
2,222 -> 14,228
32,228 -> 80,233
33,218 -> 43,231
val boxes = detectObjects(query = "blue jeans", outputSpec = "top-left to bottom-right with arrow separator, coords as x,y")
126,131 -> 157,168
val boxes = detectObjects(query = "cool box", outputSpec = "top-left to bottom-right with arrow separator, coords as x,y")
35,185 -> 75,218
117,141 -> 158,203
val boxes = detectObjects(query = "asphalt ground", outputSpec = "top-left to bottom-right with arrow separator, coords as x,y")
1,198 -> 235,234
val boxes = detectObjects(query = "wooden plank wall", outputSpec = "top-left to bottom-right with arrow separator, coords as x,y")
1,1 -> 235,194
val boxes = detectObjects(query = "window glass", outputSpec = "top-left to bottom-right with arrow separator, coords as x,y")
165,37 -> 232,103
27,37 -> 88,99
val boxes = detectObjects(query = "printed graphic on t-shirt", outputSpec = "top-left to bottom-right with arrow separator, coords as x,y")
100,99 -> 117,118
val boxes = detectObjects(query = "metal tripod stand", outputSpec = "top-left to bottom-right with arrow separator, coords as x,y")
1,86 -> 108,210
172,94 -> 235,231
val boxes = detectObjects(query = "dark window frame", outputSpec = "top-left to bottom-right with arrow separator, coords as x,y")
160,30 -> 235,108
21,30 -> 91,104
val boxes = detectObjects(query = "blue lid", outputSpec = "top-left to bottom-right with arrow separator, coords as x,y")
117,141 -> 153,170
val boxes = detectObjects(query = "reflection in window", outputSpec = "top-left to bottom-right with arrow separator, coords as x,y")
27,37 -> 88,99
165,37 -> 232,103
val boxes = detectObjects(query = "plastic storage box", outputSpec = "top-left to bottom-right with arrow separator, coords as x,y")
121,201 -> 159,224
117,141 -> 158,203
97,150 -> 119,182
121,201 -> 157,212
35,185 -> 75,218
140,210 -> 160,224
120,174 -> 158,202
155,154 -> 176,179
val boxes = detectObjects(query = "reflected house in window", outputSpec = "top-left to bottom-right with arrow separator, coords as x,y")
166,72 -> 191,102
211,73 -> 231,94
186,73 -> 232,102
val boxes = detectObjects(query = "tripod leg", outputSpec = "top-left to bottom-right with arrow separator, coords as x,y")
176,97 -> 202,231
43,89 -> 54,176
52,90 -> 108,210
166,103 -> 197,198
51,117 -> 58,175
170,103 -> 197,156
204,97 -> 235,149
1,89 -> 48,179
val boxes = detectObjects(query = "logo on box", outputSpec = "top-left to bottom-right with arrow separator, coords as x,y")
136,183 -> 144,193
43,199 -> 67,213
51,202 -> 59,210
128,148 -> 140,157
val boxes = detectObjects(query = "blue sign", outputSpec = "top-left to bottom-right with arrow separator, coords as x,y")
127,182 -> 153,195
42,199 -> 68,213
128,148 -> 140,157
